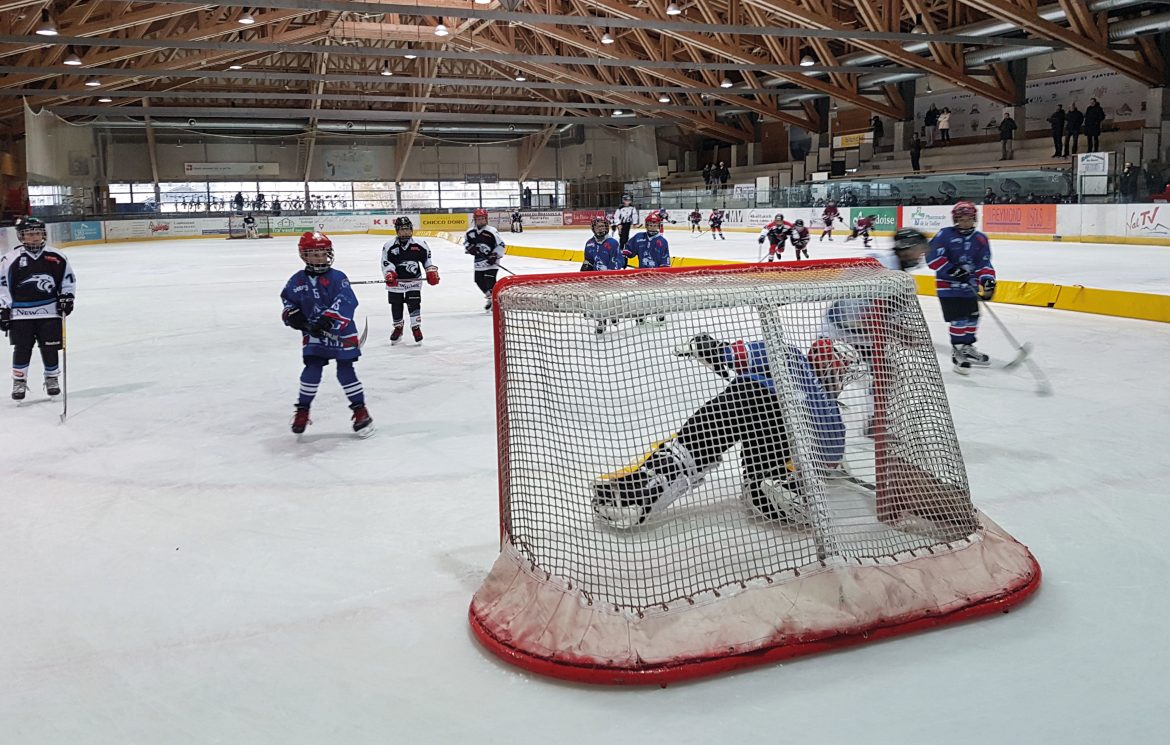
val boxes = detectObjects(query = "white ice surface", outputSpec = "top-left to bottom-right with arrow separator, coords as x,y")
509,226 -> 1170,294
2,234 -> 1169,744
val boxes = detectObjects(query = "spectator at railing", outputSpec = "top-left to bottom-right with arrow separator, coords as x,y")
1064,103 -> 1084,157
937,108 -> 952,145
233,191 -> 245,212
1120,161 -> 1142,203
998,111 -> 1018,161
910,134 -> 922,173
1084,98 -> 1105,152
702,164 -> 712,192
924,104 -> 939,147
717,161 -> 730,192
1047,105 -> 1066,157
983,187 -> 997,204
272,198 -> 283,216
871,116 -> 884,151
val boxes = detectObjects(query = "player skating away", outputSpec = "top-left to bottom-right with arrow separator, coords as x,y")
653,207 -> 676,225
708,208 -> 726,240
581,216 -> 624,334
510,209 -> 523,233
820,201 -> 843,241
846,213 -> 876,247
688,207 -> 703,233
382,216 -> 440,345
622,213 -> 670,324
591,334 -> 845,529
280,232 -> 373,437
0,217 -> 75,401
244,213 -> 258,239
758,212 -> 791,261
927,201 -> 995,374
612,193 -> 641,253
789,219 -> 811,259
464,208 -> 506,311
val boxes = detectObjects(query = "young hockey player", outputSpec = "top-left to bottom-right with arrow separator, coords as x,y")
244,213 -> 258,239
382,216 -> 440,345
581,216 -> 624,333
612,193 -> 641,252
789,219 -> 811,259
846,213 -> 876,247
591,332 -> 845,529
708,208 -> 726,240
280,231 -> 373,437
758,212 -> 791,261
927,202 -> 996,374
510,209 -> 523,233
464,208 -> 506,311
0,217 -> 75,401
622,213 -> 670,324
688,207 -> 703,234
653,207 -> 676,225
820,201 -> 842,241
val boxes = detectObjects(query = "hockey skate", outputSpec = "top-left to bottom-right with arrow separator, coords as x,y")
350,403 -> 375,438
11,378 -> 27,401
45,375 -> 60,397
412,326 -> 424,344
952,347 -> 972,375
483,294 -> 493,311
957,343 -> 991,367
744,461 -> 812,528
291,405 -> 311,434
592,439 -> 708,529
390,324 -> 404,345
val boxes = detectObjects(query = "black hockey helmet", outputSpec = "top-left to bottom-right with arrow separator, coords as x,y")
394,216 -> 413,240
15,216 -> 47,251
793,219 -> 804,228
621,193 -> 633,204
892,227 -> 928,253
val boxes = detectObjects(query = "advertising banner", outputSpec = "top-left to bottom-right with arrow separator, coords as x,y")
850,206 -> 897,232
899,205 -> 954,234
421,213 -> 469,231
183,162 -> 280,177
1125,204 -> 1170,240
982,204 -> 1057,235
104,219 -> 172,240
520,211 -> 565,227
563,210 -> 605,226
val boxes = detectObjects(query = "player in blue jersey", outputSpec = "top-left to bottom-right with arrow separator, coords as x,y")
623,213 -> 671,324
280,232 -> 373,437
926,201 -> 997,374
591,334 -> 845,529
582,216 -> 625,333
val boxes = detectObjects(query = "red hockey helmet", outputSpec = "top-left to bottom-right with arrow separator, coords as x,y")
298,231 -> 334,274
590,215 -> 610,239
952,201 -> 977,233
473,208 -> 489,228
644,213 -> 663,235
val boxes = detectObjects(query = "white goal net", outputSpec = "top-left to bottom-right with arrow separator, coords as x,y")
470,259 -> 1040,684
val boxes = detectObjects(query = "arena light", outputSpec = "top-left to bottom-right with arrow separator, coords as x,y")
434,23 -> 449,36
799,54 -> 816,67
1046,57 -> 1057,73
85,77 -> 101,87
381,61 -> 393,76
98,96 -> 112,103
612,109 -> 623,116
404,47 -> 417,59
666,2 -> 682,15
658,93 -> 670,103
474,0 -> 492,4
514,71 -> 526,81
601,28 -> 614,44
719,76 -> 733,88
35,10 -> 58,36
228,64 -> 243,70
238,10 -> 256,25
926,80 -> 933,93
63,49 -> 83,66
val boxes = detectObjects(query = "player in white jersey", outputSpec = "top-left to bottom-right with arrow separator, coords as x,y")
464,208 -> 507,310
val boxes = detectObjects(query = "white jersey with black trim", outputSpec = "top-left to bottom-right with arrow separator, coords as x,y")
613,206 -> 640,226
464,225 -> 507,271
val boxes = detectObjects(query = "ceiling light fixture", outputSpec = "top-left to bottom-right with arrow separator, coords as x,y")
404,48 -> 418,59
926,80 -> 933,93
35,10 -> 58,36
238,10 -> 255,25
381,61 -> 393,76
63,49 -> 83,66
515,71 -> 526,81
228,64 -> 243,70
658,93 -> 670,103
613,109 -> 623,116
601,28 -> 614,44
84,77 -> 100,87
799,54 -> 815,67
666,1 -> 682,15
720,76 -> 733,88
434,23 -> 449,36
911,15 -> 926,34
475,0 -> 492,3
177,139 -> 184,148
98,96 -> 112,103
1046,57 -> 1057,73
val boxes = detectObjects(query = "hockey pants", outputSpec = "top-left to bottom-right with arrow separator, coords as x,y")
298,355 -> 365,408
474,269 -> 499,296
388,288 -> 422,328
10,317 -> 62,382
939,296 -> 980,346
618,222 -> 633,252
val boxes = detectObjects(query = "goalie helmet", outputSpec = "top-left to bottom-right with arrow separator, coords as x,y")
473,208 -> 489,228
15,216 -> 47,254
298,231 -> 334,275
394,216 -> 413,240
644,213 -> 662,235
591,216 -> 610,239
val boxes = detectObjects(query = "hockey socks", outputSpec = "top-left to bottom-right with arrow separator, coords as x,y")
298,357 -> 325,408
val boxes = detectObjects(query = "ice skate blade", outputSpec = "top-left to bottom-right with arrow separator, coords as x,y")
355,423 -> 376,439
953,363 -> 971,375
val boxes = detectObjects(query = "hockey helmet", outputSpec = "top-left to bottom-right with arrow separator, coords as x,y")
644,213 -> 663,235
394,216 -> 414,240
774,213 -> 784,222
298,231 -> 334,275
793,219 -> 804,228
892,228 -> 929,269
952,201 -> 977,233
473,208 -> 489,228
15,216 -> 47,252
590,216 -> 610,239
621,193 -> 633,205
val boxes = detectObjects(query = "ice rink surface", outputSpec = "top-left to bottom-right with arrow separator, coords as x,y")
2,232 -> 1169,744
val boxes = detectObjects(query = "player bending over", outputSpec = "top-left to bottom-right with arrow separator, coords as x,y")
280,232 -> 373,437
758,212 -> 791,261
622,213 -> 670,324
244,213 -> 258,239
927,202 -> 996,373
592,335 -> 845,529
581,216 -> 624,334
708,208 -> 726,240
0,217 -> 75,401
464,208 -> 506,311
820,201 -> 842,241
688,208 -> 703,233
382,217 -> 440,345
846,214 -> 876,247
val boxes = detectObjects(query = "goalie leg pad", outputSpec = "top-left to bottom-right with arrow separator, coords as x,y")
592,439 -> 705,528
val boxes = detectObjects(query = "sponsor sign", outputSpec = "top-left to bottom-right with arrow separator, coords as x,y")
183,162 -> 280,177
982,204 -> 1057,234
1126,204 -> 1170,238
900,206 -> 953,233
833,132 -> 870,149
420,213 -> 470,231
520,211 -> 565,227
564,210 -> 606,226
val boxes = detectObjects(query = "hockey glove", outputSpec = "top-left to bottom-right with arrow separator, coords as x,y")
384,269 -> 398,288
978,276 -> 997,301
282,306 -> 309,331
945,265 -> 971,283
0,307 -> 10,333
580,261 -> 595,272
426,267 -> 440,286
757,236 -> 765,245
485,254 -> 499,265
308,316 -> 333,339
57,294 -> 74,316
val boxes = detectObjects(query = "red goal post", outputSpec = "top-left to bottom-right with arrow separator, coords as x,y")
470,258 -> 1040,685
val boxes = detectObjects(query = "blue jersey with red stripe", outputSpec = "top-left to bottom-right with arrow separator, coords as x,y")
624,231 -> 671,268
583,235 -> 623,271
280,268 -> 361,360
927,227 -> 995,297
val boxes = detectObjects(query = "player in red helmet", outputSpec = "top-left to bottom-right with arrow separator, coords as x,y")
280,232 -> 373,437
926,201 -> 996,373
465,208 -> 507,310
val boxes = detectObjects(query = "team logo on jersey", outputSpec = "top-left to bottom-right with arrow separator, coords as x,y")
19,273 -> 56,293
400,260 -> 420,276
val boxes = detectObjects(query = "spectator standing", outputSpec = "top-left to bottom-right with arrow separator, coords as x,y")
233,191 -> 245,212
998,111 -> 1018,160
1084,98 -> 1105,152
938,108 -> 952,145
924,104 -> 939,147
1048,105 -> 1066,157
717,161 -> 730,192
1120,161 -> 1141,203
702,163 -> 712,193
272,198 -> 283,216
910,133 -> 923,173
1064,103 -> 1084,157
871,116 -> 884,151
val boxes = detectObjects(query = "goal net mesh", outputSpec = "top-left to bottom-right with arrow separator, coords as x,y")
227,214 -> 271,238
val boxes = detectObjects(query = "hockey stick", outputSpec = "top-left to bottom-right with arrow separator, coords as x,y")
978,296 -> 1053,395
495,263 -> 516,276
59,315 -> 68,423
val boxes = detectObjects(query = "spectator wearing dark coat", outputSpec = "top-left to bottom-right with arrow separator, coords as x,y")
1064,103 -> 1084,157
702,163 -> 712,192
923,105 -> 939,146
1084,98 -> 1105,152
983,187 -> 997,204
1047,105 -> 1066,157
910,133 -> 922,173
998,111 -> 1018,160
717,161 -> 730,191
871,116 -> 884,150
1120,161 -> 1141,203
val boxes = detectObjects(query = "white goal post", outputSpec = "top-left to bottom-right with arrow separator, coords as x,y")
227,214 -> 272,239
469,258 -> 1040,685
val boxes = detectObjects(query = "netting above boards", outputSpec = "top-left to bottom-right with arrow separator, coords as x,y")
471,260 -> 1040,685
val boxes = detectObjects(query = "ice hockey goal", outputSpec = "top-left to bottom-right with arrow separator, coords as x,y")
470,258 -> 1040,684
227,214 -> 272,239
